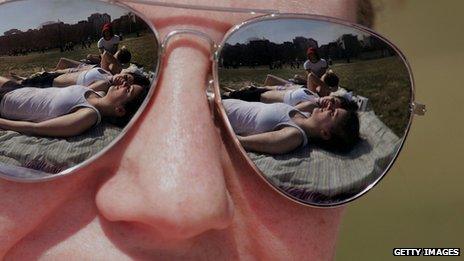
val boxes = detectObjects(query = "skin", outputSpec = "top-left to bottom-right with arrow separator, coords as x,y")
0,0 -> 358,259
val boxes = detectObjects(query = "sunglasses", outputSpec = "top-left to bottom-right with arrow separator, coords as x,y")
0,0 -> 426,207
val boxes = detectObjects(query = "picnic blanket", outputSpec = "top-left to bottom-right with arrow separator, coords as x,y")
248,109 -> 401,205
0,123 -> 121,180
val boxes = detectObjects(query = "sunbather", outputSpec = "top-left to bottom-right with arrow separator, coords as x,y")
0,76 -> 147,137
11,67 -> 150,94
223,99 -> 359,154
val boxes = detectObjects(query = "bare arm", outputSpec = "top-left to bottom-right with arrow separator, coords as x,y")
101,51 -> 122,75
294,100 -> 319,113
237,127 -> 303,154
87,80 -> 111,92
0,108 -> 98,137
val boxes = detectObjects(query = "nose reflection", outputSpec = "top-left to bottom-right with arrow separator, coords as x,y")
96,36 -> 234,240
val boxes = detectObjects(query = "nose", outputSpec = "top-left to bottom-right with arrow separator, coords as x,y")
95,34 -> 234,240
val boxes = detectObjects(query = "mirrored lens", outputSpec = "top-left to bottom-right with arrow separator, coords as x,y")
218,16 -> 413,206
0,0 -> 159,180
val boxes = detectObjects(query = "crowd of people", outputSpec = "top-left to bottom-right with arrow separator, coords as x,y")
0,23 -> 151,138
222,47 -> 360,154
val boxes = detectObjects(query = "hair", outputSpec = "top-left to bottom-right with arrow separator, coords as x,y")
323,72 -> 339,87
336,96 -> 359,111
129,73 -> 151,87
313,110 -> 360,153
116,48 -> 132,64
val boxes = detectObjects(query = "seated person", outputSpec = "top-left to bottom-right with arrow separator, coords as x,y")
0,76 -> 147,137
98,23 -> 120,55
303,47 -> 328,77
223,99 -> 360,154
291,47 -> 329,84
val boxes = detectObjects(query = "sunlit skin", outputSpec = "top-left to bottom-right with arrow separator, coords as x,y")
0,0 -> 358,259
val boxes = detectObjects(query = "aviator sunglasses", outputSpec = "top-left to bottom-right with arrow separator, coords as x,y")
0,0 -> 426,207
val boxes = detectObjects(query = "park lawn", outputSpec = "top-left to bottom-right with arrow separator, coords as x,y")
0,33 -> 158,77
219,57 -> 412,137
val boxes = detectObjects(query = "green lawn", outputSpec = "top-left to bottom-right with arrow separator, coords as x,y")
219,57 -> 412,137
0,33 -> 158,77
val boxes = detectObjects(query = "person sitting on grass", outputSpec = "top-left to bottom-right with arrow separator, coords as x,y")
291,47 -> 329,84
0,76 -> 147,137
223,99 -> 360,154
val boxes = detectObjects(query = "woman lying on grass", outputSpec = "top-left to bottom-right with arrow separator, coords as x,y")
223,99 -> 360,154
0,76 -> 147,137
10,66 -> 150,95
223,71 -> 356,112
55,47 -> 131,75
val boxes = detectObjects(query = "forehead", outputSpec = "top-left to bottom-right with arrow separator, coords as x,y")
126,0 -> 358,40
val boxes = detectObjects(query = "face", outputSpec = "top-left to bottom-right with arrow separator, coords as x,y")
103,30 -> 112,40
0,0 -> 358,259
311,107 -> 349,137
308,52 -> 318,62
106,83 -> 143,106
113,73 -> 134,86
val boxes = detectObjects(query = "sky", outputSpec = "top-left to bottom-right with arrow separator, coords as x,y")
225,19 -> 371,46
0,0 -> 129,35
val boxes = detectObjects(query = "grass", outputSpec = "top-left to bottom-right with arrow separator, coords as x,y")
219,57 -> 412,137
0,33 -> 158,77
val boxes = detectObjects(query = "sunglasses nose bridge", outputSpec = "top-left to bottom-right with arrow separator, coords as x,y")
161,29 -> 218,59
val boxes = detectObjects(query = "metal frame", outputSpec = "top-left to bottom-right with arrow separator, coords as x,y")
0,0 -> 425,208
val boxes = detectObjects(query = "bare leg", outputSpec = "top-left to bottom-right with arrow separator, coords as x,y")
264,74 -> 290,86
0,76 -> 21,88
55,58 -> 81,70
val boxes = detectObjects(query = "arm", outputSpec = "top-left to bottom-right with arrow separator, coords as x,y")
0,108 -> 98,137
307,73 -> 332,96
88,80 -> 111,92
101,50 -> 122,75
294,100 -> 319,113
237,127 -> 303,154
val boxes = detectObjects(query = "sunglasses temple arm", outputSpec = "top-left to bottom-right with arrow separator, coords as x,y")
118,0 -> 279,14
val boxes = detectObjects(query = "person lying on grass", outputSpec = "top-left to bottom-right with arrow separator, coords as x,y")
222,71 -> 355,112
10,67 -> 150,95
223,99 -> 360,154
0,76 -> 147,137
55,47 -> 131,75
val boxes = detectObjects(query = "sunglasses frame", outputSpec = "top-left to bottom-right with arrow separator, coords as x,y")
213,13 -> 420,207
0,0 -> 425,208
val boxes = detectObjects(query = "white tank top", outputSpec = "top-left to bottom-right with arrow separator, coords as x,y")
283,88 -> 318,106
76,68 -> 112,86
223,99 -> 309,147
0,85 -> 101,124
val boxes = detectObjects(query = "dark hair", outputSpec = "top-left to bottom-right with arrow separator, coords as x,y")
323,72 -> 339,87
336,96 -> 359,111
116,48 -> 132,64
104,84 -> 150,128
129,73 -> 151,87
314,110 -> 360,153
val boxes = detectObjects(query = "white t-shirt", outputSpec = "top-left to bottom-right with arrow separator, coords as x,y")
303,59 -> 328,77
283,88 -> 319,106
223,99 -> 309,147
97,35 -> 120,54
0,85 -> 101,124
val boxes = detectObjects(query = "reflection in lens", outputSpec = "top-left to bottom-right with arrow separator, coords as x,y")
0,0 -> 158,179
218,17 -> 412,206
